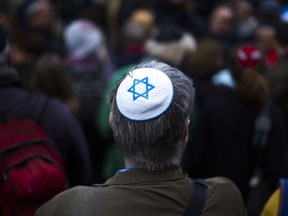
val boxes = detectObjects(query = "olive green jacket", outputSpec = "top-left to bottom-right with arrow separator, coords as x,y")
35,168 -> 247,216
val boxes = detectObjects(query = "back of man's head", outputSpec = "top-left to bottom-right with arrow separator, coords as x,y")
108,61 -> 195,171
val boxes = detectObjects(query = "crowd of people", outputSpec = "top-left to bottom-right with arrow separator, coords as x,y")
1,0 -> 288,215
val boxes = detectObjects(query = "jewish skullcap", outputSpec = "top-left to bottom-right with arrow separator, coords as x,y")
116,68 -> 174,121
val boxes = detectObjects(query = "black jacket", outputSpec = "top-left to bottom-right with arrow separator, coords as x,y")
0,78 -> 92,186
187,89 -> 287,200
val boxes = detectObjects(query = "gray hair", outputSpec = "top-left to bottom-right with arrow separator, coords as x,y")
108,61 -> 195,171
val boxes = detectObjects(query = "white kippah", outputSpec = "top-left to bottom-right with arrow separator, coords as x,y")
116,68 -> 174,121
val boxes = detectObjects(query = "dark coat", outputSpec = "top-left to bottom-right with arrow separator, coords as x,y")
35,168 -> 247,216
0,79 -> 92,186
188,89 -> 287,200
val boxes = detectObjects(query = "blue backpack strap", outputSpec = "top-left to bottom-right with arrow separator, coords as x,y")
183,179 -> 208,216
278,179 -> 288,216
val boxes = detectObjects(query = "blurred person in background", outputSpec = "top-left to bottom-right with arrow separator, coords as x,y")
182,38 -> 227,109
208,5 -> 237,52
0,0 -> 61,88
180,38 -> 228,172
8,28 -> 46,88
0,24 -> 92,188
233,0 -> 259,41
63,18 -> 114,183
266,21 -> 288,181
258,0 -> 280,27
113,9 -> 154,68
186,43 -> 287,212
255,25 -> 278,68
151,0 -> 206,38
15,0 -> 63,54
266,21 -> 288,129
28,53 -> 80,114
144,22 -> 197,69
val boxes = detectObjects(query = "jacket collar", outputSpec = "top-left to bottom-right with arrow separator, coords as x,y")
98,167 -> 187,186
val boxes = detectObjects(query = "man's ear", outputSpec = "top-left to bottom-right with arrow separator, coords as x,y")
109,112 -> 113,128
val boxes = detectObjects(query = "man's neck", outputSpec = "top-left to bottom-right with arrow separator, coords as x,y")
124,159 -> 137,168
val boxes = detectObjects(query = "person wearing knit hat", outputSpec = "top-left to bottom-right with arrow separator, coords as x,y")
236,45 -> 262,68
212,44 -> 264,90
63,18 -> 113,82
63,18 -> 114,183
144,23 -> 197,67
36,60 -> 247,216
187,41 -> 287,216
64,19 -> 104,59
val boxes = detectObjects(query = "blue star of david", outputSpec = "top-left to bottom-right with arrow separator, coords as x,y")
127,77 -> 155,101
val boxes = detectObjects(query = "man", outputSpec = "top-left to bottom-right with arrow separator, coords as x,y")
0,25 -> 92,187
208,5 -> 237,52
36,61 -> 247,216
266,21 -> 288,178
